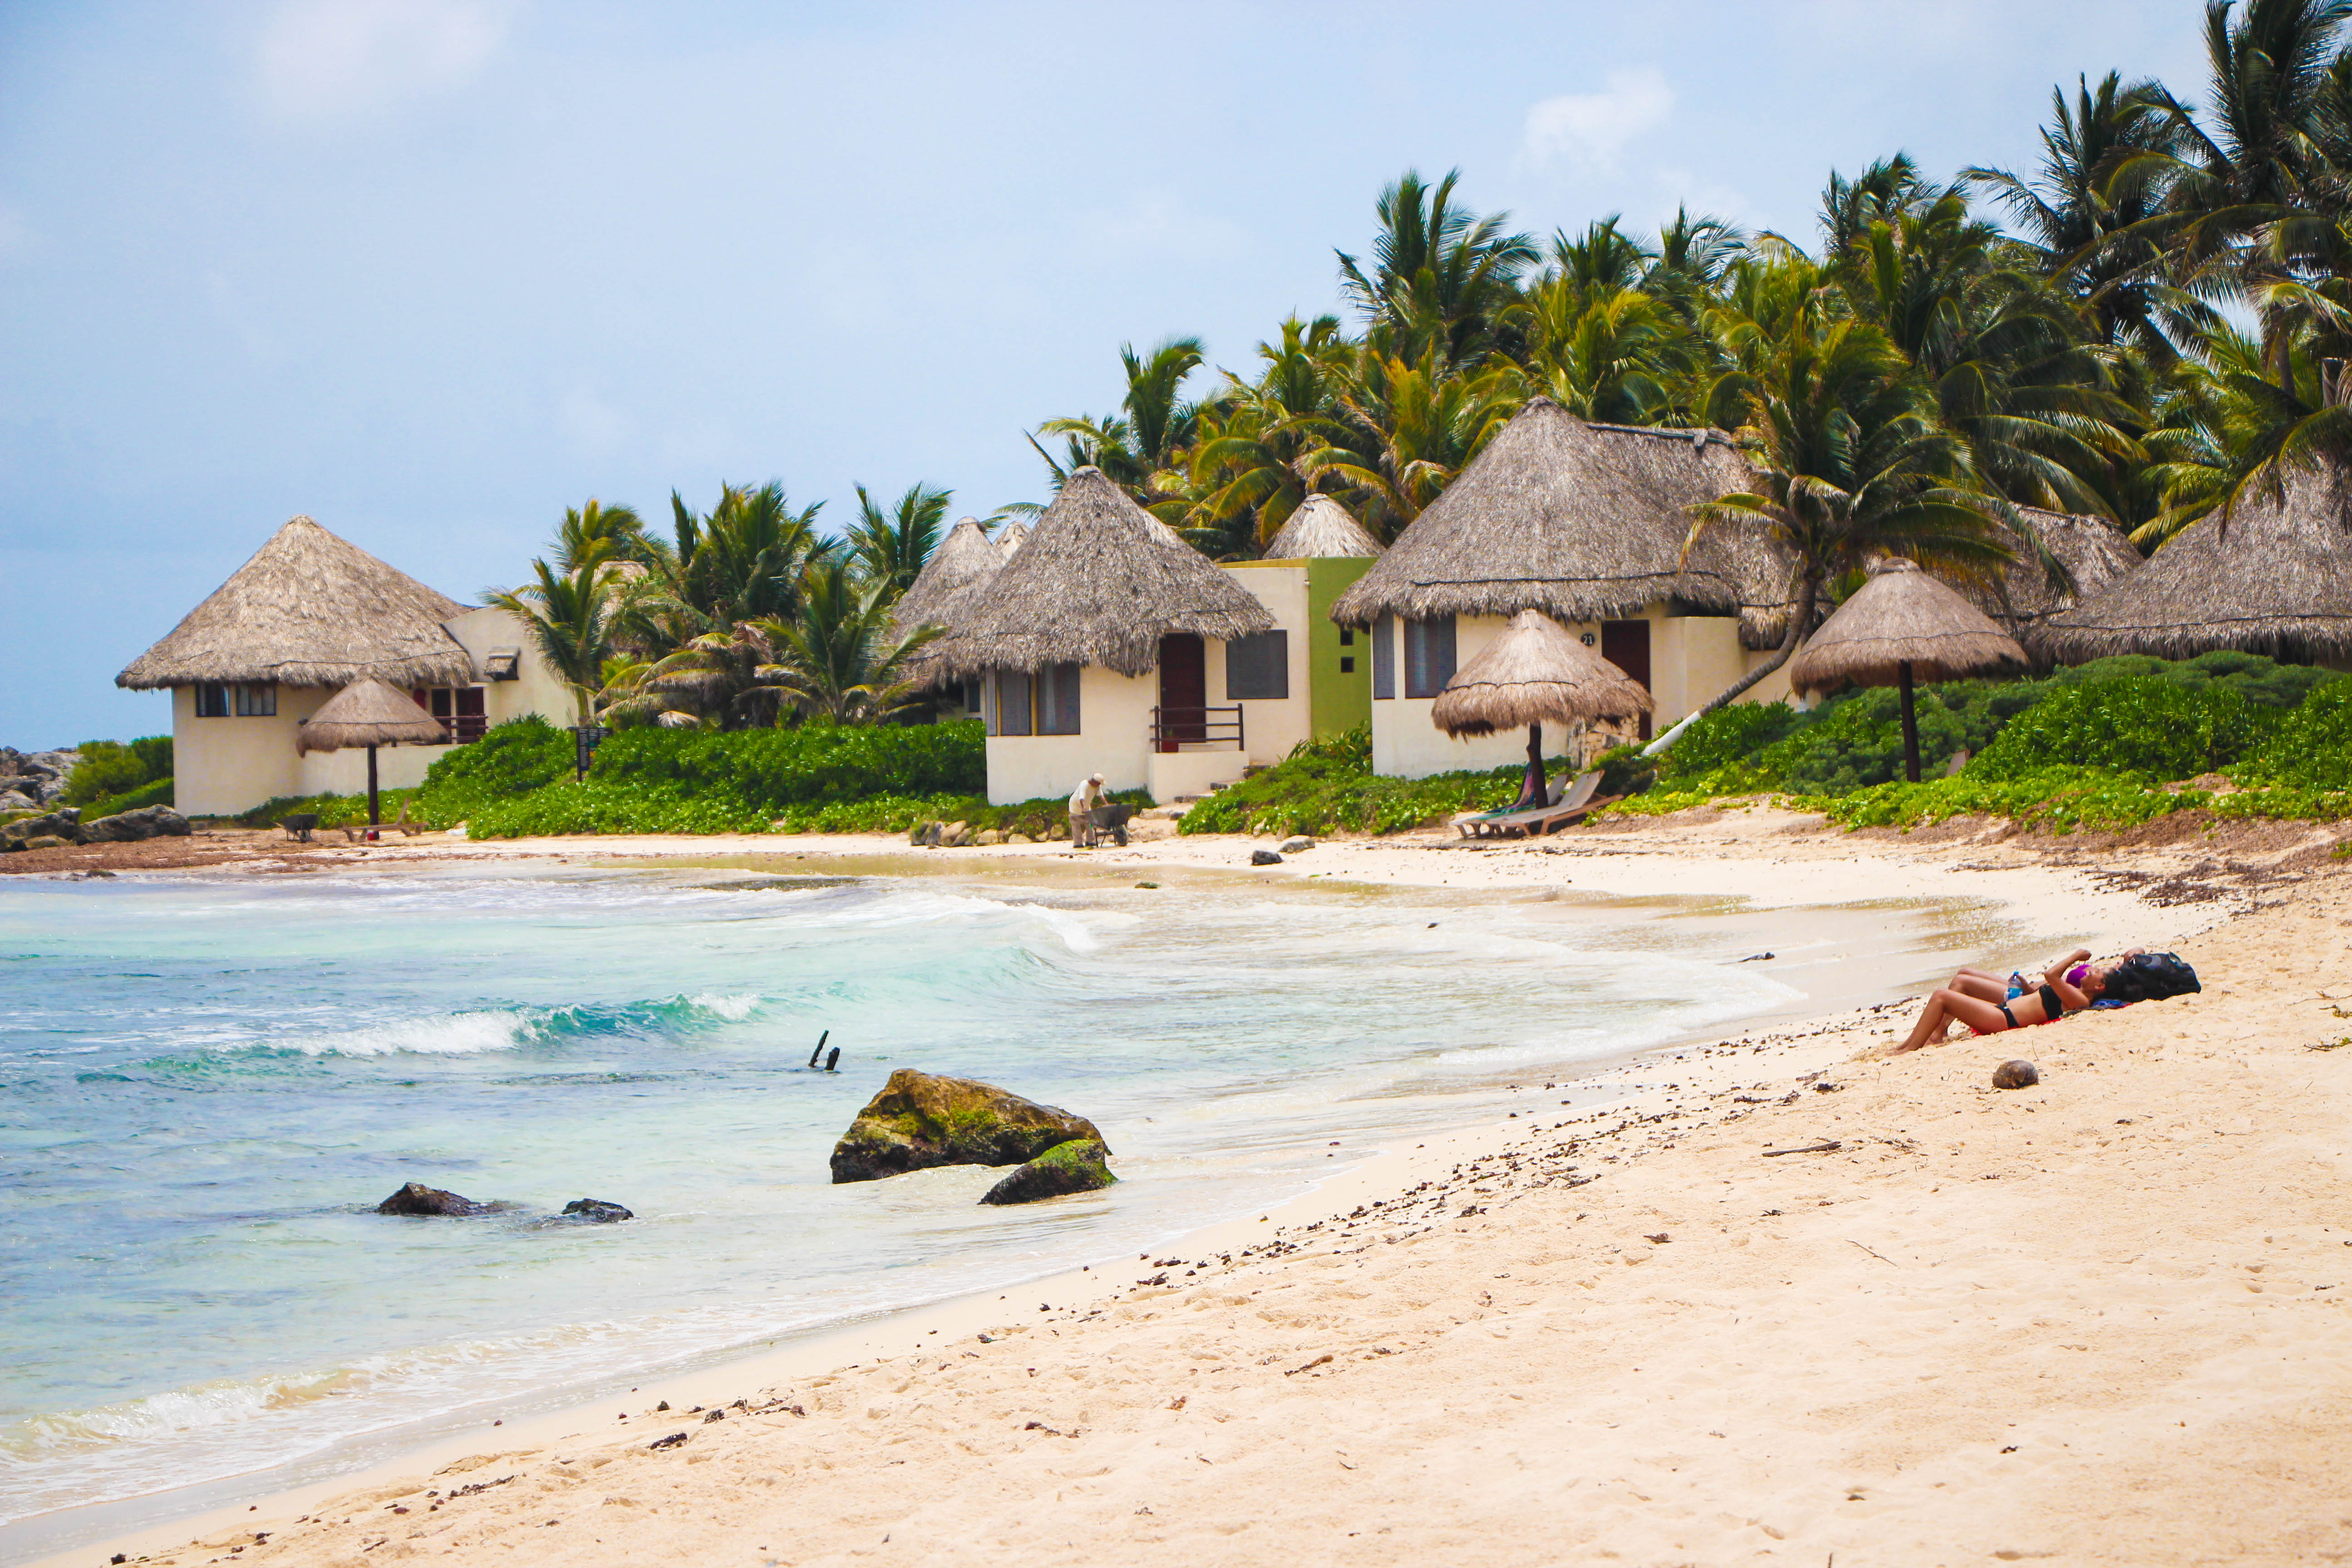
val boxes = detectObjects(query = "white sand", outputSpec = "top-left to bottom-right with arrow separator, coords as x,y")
32,813 -> 2352,1567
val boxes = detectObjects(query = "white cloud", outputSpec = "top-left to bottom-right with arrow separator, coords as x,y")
1519,68 -> 1674,178
255,0 -> 509,123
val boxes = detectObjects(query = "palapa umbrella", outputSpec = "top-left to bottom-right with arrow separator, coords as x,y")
296,677 -> 451,826
1430,610 -> 1653,807
1788,557 -> 2027,784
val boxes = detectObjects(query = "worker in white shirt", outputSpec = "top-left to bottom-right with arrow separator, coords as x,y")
1068,773 -> 1106,847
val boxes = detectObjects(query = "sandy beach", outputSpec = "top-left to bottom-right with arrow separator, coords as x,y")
20,808 -> 2352,1567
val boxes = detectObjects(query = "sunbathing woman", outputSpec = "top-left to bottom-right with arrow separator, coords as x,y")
1936,948 -> 2120,1008
1896,955 -> 2097,1054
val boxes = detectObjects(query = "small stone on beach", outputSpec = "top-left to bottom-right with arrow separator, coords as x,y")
1993,1059 -> 2041,1089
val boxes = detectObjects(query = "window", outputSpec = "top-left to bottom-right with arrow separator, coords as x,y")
991,666 -> 1081,735
1224,631 -> 1289,701
1340,657 -> 1355,674
422,686 -> 487,742
1338,628 -> 1354,647
1372,616 -> 1395,700
197,682 -> 274,717
1404,616 -> 1456,698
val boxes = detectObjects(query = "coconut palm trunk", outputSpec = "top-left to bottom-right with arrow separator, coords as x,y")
1695,576 -> 1818,720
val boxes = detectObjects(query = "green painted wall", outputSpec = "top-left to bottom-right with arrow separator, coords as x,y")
1306,557 -> 1375,740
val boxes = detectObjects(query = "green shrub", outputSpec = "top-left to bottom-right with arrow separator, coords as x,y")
413,717 -> 574,824
2234,675 -> 2352,789
1179,725 -> 1564,838
1661,701 -> 1808,776
583,721 -> 985,811
61,736 -> 172,806
232,789 -> 420,829
1971,677 -> 2271,782
78,776 -> 175,820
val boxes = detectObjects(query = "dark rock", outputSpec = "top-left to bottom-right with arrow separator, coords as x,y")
83,805 -> 191,843
1992,1059 -> 2040,1090
561,1198 -> 633,1223
1277,836 -> 1315,854
979,1139 -> 1117,1205
17,835 -> 70,851
830,1068 -> 1108,1184
1,807 -> 81,850
1250,848 -> 1283,866
376,1181 -> 488,1216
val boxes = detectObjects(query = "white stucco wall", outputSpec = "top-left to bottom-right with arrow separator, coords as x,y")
172,685 -> 316,816
446,606 -> 578,726
984,665 -> 1161,805
1219,563 -> 1314,767
1367,605 -> 1803,780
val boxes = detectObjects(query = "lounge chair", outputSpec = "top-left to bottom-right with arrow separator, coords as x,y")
1452,772 -> 1582,838
278,813 -> 320,843
392,800 -> 424,837
1463,774 -> 1625,839
1456,772 -> 1601,839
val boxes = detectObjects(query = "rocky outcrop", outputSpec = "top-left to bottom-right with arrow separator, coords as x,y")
561,1198 -> 633,1223
978,1139 -> 1116,1205
376,1181 -> 489,1216
83,805 -> 191,843
0,749 -> 80,805
830,1069 -> 1107,1184
1,808 -> 82,850
1250,848 -> 1283,866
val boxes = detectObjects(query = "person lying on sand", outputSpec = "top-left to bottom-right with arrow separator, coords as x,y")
1896,951 -> 2102,1054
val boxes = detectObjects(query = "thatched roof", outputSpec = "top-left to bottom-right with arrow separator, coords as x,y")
118,515 -> 476,690
935,468 -> 1276,677
2032,461 -> 2352,662
1330,400 -> 1785,627
996,520 -> 1029,557
1430,611 -> 1653,735
1736,505 -> 2144,651
1788,558 -> 2028,695
1262,495 -> 1383,560
295,678 -> 452,754
892,518 -> 1004,638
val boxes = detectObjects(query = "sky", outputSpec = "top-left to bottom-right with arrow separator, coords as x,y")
0,0 -> 2213,747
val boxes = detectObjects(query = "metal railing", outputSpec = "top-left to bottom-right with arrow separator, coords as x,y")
439,714 -> 489,744
1151,704 -> 1244,753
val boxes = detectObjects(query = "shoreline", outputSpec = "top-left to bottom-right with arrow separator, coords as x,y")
8,815 -> 2338,1566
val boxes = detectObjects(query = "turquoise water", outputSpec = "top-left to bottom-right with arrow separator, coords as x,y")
0,864 -> 1805,1534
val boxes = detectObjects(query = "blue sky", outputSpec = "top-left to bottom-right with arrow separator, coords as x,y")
1,0 -> 2210,747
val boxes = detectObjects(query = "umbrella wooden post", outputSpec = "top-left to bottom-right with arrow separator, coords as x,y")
366,745 -> 381,826
1520,723 -> 1546,809
1897,662 -> 1921,784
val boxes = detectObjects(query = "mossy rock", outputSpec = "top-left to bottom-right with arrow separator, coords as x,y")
978,1139 -> 1115,1205
829,1069 -> 1107,1184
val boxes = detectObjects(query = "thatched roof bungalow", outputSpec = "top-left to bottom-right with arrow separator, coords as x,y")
1262,495 -> 1384,561
116,515 -> 571,816
2032,462 -> 2352,666
1327,398 -> 1789,778
938,469 -> 1285,806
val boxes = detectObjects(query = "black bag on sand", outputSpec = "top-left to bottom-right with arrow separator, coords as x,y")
2106,952 -> 2201,1004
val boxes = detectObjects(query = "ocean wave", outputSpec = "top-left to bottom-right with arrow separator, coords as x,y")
122,992 -> 771,1068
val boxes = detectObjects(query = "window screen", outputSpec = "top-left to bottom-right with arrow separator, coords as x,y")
1037,662 -> 1081,735
1372,616 -> 1395,700
195,683 -> 230,718
233,682 -> 277,716
1224,631 -> 1289,701
995,671 -> 1033,735
1404,616 -> 1456,698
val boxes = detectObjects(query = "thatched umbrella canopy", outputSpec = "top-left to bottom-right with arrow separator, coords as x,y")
1330,399 -> 1787,627
935,468 -> 1274,677
296,678 -> 451,826
2032,460 -> 2352,664
118,515 -> 475,691
1262,495 -> 1383,560
1790,558 -> 2027,782
1431,610 -> 1653,805
996,520 -> 1029,557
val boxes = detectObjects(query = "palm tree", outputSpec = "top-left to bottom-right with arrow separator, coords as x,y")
1511,284 -> 1696,426
848,482 -> 952,598
1188,316 -> 1361,547
1304,348 -> 1519,538
490,559 -> 622,727
1683,297 -> 2016,713
1336,169 -> 1537,368
750,562 -> 940,723
1031,337 -> 1214,523
547,500 -> 653,574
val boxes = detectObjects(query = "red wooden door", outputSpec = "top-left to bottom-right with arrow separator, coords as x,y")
1600,620 -> 1653,740
1158,634 -> 1206,750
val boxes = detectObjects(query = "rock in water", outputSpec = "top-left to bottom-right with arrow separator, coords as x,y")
830,1068 -> 1107,1184
561,1198 -> 634,1223
1250,848 -> 1283,866
978,1139 -> 1116,1205
1992,1058 -> 2040,1090
82,805 -> 191,843
376,1181 -> 487,1216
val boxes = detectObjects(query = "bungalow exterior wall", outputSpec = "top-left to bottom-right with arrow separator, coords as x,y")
1368,604 -> 1794,780
167,608 -> 570,817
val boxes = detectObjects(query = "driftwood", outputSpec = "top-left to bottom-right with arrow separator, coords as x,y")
1761,1139 -> 1842,1157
